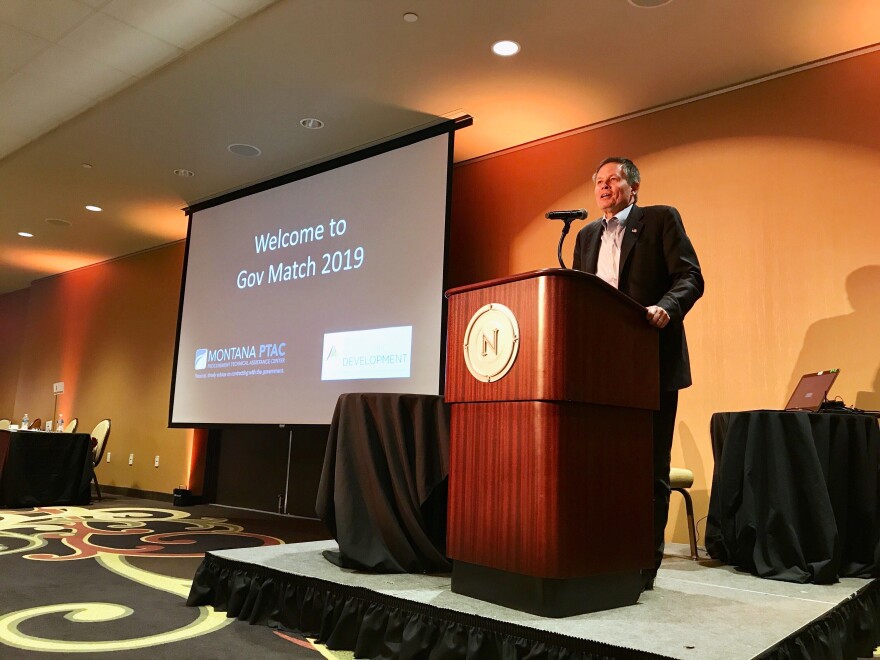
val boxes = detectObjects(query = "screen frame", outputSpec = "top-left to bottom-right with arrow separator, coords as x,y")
167,118 -> 466,429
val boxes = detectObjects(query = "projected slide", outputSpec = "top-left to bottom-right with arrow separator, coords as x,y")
170,127 -> 452,425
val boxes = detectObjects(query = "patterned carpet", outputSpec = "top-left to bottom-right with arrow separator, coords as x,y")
0,496 -> 350,659
5,498 -> 878,658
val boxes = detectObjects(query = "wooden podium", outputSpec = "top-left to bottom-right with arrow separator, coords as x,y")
444,269 -> 659,616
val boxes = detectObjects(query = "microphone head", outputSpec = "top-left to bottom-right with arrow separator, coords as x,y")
545,208 -> 588,221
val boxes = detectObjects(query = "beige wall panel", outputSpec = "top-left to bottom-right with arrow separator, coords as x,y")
2,50 -> 877,535
9,243 -> 192,494
0,287 -> 29,417
450,50 -> 880,544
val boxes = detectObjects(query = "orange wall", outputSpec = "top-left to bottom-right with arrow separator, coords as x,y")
3,243 -> 193,494
0,287 -> 29,417
449,51 -> 880,543
1,51 -> 878,530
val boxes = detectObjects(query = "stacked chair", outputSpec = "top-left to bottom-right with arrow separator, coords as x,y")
670,467 -> 699,560
89,419 -> 112,501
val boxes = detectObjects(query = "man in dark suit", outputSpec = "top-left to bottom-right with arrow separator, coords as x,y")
573,156 -> 704,590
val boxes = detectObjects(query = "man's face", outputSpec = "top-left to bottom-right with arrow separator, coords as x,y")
594,162 -> 638,218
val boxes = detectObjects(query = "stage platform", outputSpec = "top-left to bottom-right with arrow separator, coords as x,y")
188,540 -> 880,659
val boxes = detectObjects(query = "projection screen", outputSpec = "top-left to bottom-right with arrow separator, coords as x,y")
169,122 -> 455,426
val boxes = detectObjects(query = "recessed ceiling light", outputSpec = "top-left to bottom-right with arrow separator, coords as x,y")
300,118 -> 324,129
85,205 -> 102,212
403,12 -> 418,22
45,217 -> 72,227
81,163 -> 93,169
628,0 -> 673,7
492,40 -> 520,56
174,168 -> 195,177
18,231 -> 34,238
228,143 -> 262,157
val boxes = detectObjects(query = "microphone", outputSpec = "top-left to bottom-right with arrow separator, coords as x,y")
548,209 -> 587,269
545,209 -> 588,221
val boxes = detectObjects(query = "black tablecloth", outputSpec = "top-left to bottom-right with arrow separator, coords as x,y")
0,430 -> 94,507
316,393 -> 451,573
706,411 -> 880,583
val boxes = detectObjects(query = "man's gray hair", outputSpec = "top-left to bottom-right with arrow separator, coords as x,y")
593,157 -> 641,191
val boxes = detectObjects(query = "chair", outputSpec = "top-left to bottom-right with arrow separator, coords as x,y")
90,419 -> 111,501
63,418 -> 79,433
670,467 -> 699,560
0,419 -> 10,430
28,417 -> 42,430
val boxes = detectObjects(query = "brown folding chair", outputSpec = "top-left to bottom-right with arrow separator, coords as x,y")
28,417 -> 42,430
670,467 -> 699,560
90,419 -> 111,500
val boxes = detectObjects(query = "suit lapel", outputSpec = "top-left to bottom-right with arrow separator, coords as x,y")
584,224 -> 602,274
619,205 -> 643,277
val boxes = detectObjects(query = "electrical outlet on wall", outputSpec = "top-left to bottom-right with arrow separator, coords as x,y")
106,452 -> 111,463
128,453 -> 134,465
154,455 -> 159,468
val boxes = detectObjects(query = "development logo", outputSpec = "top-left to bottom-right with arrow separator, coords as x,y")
195,348 -> 208,370
321,326 -> 412,381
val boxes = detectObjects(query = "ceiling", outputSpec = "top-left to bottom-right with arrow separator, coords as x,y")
2,0 -> 879,295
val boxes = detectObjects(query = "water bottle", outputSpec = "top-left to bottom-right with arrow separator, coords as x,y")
57,414 -> 64,432
21,413 -> 29,429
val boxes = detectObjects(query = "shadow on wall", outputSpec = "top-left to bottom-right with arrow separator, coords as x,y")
786,265 -> 880,410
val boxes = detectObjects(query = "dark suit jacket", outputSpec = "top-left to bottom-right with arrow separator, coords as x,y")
573,204 -> 704,391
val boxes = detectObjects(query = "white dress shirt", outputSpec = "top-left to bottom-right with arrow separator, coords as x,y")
596,203 -> 634,289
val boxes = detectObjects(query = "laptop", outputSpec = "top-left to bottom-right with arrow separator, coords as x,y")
784,370 -> 840,411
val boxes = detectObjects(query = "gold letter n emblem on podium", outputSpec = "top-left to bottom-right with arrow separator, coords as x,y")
463,303 -> 520,382
481,328 -> 499,357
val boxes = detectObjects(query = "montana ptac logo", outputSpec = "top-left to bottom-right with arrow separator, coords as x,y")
194,349 -> 208,370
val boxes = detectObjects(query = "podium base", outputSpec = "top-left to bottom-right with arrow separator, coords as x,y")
451,561 -> 642,618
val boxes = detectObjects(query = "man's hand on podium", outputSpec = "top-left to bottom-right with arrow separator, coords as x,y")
646,305 -> 670,329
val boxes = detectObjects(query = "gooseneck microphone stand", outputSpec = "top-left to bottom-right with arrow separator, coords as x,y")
546,209 -> 587,269
556,219 -> 576,269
